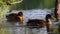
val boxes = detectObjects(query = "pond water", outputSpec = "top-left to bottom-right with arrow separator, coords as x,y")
2,9 -> 58,34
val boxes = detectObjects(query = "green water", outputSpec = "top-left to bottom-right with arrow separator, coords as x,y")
10,0 -> 56,10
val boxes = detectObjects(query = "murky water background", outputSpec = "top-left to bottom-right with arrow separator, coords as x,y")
1,9 -> 58,34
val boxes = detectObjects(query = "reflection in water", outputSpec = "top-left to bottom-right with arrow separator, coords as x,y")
1,26 -> 47,34
2,9 -> 55,34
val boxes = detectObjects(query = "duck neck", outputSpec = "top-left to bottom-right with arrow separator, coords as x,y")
46,19 -> 52,25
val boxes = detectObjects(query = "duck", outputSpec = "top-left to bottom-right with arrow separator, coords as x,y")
26,14 -> 55,29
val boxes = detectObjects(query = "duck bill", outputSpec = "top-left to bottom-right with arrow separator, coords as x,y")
51,16 -> 56,20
